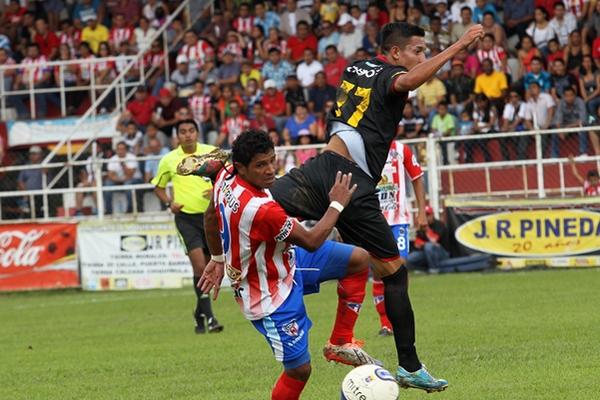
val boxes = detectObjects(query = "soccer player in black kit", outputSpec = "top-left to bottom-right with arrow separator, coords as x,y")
270,22 -> 484,392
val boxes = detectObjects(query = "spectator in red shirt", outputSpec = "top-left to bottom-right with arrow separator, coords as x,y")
34,18 -> 60,60
367,3 -> 390,28
287,21 -> 318,63
323,45 -> 347,87
250,102 -> 276,132
124,86 -> 158,127
261,79 -> 287,133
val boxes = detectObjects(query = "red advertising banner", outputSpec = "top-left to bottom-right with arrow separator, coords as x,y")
0,223 -> 79,291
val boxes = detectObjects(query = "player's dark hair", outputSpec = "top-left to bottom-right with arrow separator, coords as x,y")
380,22 -> 425,53
175,119 -> 199,135
232,129 -> 274,168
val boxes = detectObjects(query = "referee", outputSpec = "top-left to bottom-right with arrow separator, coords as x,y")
151,118 -> 223,334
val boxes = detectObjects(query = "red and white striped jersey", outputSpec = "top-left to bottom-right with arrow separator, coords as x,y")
110,27 -> 133,48
476,46 -> 507,73
233,16 -> 254,34
377,141 -> 423,226
179,40 -> 214,70
584,180 -> 600,196
20,56 -> 49,84
188,94 -> 211,125
214,168 -> 297,321
59,30 -> 81,52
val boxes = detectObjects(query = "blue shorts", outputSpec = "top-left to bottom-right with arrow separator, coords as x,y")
391,224 -> 410,258
251,240 -> 354,369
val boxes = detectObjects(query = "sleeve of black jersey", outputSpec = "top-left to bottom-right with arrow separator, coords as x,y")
381,66 -> 408,96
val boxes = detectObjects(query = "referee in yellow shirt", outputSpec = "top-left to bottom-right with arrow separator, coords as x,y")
152,119 -> 223,334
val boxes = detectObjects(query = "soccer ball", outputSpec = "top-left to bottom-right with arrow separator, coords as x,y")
340,364 -> 399,400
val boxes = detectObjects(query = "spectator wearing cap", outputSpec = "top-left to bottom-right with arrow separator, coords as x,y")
81,13 -> 109,54
317,21 -> 340,60
296,49 -> 323,89
254,1 -> 280,34
217,100 -> 250,149
569,157 -> 600,196
425,16 -> 450,51
406,206 -> 451,273
285,74 -> 306,115
216,50 -> 241,87
171,55 -> 200,97
523,57 -> 552,92
283,103 -> 316,145
240,60 -> 262,89
504,0 -> 535,39
124,86 -> 158,127
433,0 -> 452,31
287,21 -> 318,63
261,47 -> 294,90
33,18 -> 60,60
154,87 -> 186,136
445,59 -> 474,116
337,13 -> 364,59
261,79 -> 287,132
323,45 -> 347,87
280,0 -> 312,37
474,58 -> 508,107
179,30 -> 215,72
552,87 -> 588,157
549,1 -> 577,47
17,146 -> 50,217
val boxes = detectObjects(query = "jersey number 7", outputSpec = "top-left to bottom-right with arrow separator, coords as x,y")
335,80 -> 372,128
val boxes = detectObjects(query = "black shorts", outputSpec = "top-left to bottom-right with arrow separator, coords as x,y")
174,212 -> 207,253
270,151 -> 399,260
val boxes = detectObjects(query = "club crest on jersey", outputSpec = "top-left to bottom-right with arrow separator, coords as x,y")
225,263 -> 242,283
282,320 -> 300,337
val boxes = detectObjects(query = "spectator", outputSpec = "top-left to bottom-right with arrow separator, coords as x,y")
144,137 -> 169,184
109,13 -> 133,52
110,0 -> 141,28
218,31 -> 246,62
215,84 -> 243,124
215,50 -> 241,88
261,82 -> 287,132
254,1 -> 280,34
349,5 -> 367,32
58,19 -> 81,55
390,0 -> 409,23
170,55 -> 198,97
583,1 -> 600,45
308,71 -> 336,114
125,86 -> 158,127
296,49 -> 323,89
4,0 -> 27,41
475,33 -> 508,73
545,38 -> 564,64
473,0 -> 498,24
564,0 -> 588,20
397,102 -> 425,139
261,47 -> 294,90
457,110 -> 475,157
366,3 -> 390,28
77,41 -> 95,91
179,30 -> 214,72
578,55 -> 600,122
317,21 -> 340,60
217,100 -> 250,148
142,0 -> 168,29
202,9 -> 229,46
517,35 -> 542,73
550,58 -> 578,102
362,21 -> 380,56
501,89 -> 531,159
455,48 -> 480,78
564,30 -> 590,75
280,0 -> 311,37
81,13 -> 109,54
323,45 -> 347,87
142,122 -> 169,152
433,0 -> 452,32
568,157 -> 600,196
0,48 -> 17,102
120,121 -> 144,155
285,74 -> 306,115
133,16 -> 157,53
431,101 -> 457,164
424,16 -> 450,51
17,145 -> 45,218
417,75 -> 447,120
550,1 -> 577,47
287,21 -> 318,63
474,58 -> 508,108
104,142 -> 143,215
154,87 -> 185,136
232,2 -> 255,36
466,94 -> 496,162
33,18 -> 60,60
249,102 -> 276,132
240,60 -> 262,89
526,7 -> 554,54
406,206 -> 451,273
73,0 -> 104,29
295,129 -> 318,165
504,0 -> 535,38
450,0 -> 475,24
282,103 -> 316,145
524,81 -> 555,154
445,59 -> 474,115
315,100 -> 334,142
552,87 -> 588,157
188,81 -> 215,141
262,27 -> 288,60
337,13 -> 364,59
408,5 -> 430,28
242,79 -> 263,117
481,11 -> 506,48
524,56 -> 552,92
451,6 -> 475,43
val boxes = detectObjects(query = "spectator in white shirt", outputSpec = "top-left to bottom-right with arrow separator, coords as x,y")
525,81 -> 556,157
296,48 -> 323,88
549,1 -> 577,47
337,13 -> 363,59
450,0 -> 476,24
104,142 -> 143,214
501,90 -> 532,159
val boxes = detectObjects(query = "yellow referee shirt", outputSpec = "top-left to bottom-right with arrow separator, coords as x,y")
151,143 -> 215,214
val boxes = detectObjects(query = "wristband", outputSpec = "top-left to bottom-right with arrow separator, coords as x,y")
329,201 -> 344,213
211,254 -> 225,263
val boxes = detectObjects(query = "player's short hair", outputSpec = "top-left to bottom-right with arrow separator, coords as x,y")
175,118 -> 199,134
232,129 -> 274,167
380,22 -> 425,53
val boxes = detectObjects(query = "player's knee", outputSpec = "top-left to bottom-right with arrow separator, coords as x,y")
381,264 -> 408,290
347,247 -> 370,275
286,362 -> 312,382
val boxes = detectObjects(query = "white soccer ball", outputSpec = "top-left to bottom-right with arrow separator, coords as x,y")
340,364 -> 399,400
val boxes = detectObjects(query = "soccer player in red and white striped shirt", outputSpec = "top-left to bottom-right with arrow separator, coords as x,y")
200,130 -> 379,399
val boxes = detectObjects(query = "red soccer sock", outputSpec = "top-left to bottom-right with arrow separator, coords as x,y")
272,371 -> 306,400
373,278 -> 392,329
329,268 -> 368,345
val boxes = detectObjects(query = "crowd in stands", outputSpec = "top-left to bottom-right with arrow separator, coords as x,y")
2,0 -> 600,217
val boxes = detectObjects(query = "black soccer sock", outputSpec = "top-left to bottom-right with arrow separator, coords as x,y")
193,276 -> 214,323
382,266 -> 421,372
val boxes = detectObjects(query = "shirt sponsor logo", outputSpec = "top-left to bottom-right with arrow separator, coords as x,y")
346,64 -> 383,78
275,218 -> 293,242
219,180 -> 240,212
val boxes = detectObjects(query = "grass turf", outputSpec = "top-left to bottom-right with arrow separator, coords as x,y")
1,268 -> 599,399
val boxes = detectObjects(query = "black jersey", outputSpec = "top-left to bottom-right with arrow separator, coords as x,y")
328,56 -> 408,181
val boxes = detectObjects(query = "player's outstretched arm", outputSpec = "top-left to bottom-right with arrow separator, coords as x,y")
286,172 -> 357,251
393,25 -> 484,93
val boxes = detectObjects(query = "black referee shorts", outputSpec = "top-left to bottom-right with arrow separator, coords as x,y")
174,212 -> 207,253
270,151 -> 399,260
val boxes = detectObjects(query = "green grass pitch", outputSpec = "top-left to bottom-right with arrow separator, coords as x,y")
2,268 -> 599,399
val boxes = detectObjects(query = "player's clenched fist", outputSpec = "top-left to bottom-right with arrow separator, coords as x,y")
328,171 -> 358,208
458,24 -> 484,48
